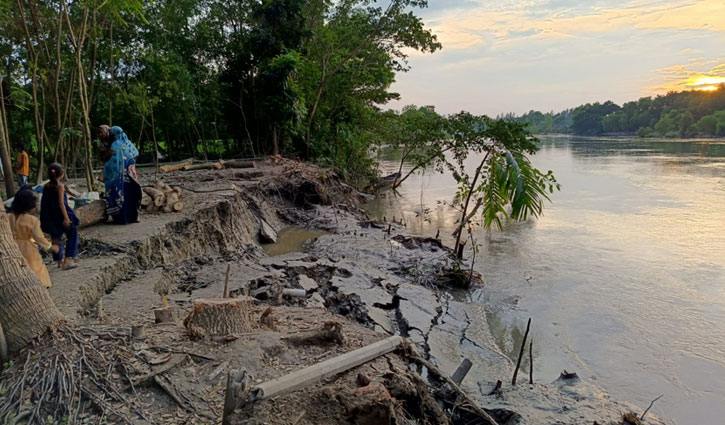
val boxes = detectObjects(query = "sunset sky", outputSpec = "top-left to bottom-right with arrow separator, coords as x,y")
388,0 -> 725,115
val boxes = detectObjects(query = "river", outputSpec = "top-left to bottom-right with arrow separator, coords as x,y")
365,135 -> 725,425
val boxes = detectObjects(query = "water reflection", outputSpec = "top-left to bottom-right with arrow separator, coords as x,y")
366,136 -> 725,425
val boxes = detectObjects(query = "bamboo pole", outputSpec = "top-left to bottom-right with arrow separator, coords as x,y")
251,336 -> 403,401
512,317 -> 531,386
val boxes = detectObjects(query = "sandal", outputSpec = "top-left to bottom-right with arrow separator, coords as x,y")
62,263 -> 78,270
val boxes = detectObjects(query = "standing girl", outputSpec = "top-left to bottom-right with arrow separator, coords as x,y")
40,163 -> 79,270
7,187 -> 57,287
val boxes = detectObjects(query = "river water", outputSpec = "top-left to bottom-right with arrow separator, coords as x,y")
365,135 -> 725,425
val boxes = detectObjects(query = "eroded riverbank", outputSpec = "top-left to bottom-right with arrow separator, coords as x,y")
2,158 -> 666,424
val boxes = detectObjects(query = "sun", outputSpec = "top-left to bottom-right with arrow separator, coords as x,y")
687,76 -> 725,92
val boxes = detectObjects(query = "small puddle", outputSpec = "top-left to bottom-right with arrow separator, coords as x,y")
262,226 -> 327,257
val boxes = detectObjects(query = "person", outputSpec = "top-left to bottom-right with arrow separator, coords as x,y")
98,125 -> 142,224
8,187 -> 58,287
40,163 -> 79,270
16,144 -> 29,187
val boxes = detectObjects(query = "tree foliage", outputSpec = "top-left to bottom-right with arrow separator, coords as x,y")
0,0 -> 440,196
511,85 -> 725,138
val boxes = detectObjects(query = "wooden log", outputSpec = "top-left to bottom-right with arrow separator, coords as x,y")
143,187 -> 165,207
160,161 -> 192,173
164,191 -> 179,213
223,370 -> 249,425
173,201 -> 184,212
250,336 -> 403,402
184,298 -> 252,338
141,194 -> 152,207
155,181 -> 173,193
181,162 -> 223,171
172,186 -> 182,196
221,160 -> 256,169
154,306 -> 176,323
282,321 -> 344,346
76,200 -> 107,229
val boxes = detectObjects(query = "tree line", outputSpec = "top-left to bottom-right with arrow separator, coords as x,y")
508,85 -> 725,138
0,0 -> 441,197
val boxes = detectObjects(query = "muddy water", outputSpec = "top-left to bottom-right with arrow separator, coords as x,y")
262,226 -> 327,257
365,136 -> 725,425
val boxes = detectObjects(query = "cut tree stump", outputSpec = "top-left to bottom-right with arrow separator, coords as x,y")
76,200 -> 107,229
160,161 -> 192,173
154,306 -> 176,323
184,298 -> 252,338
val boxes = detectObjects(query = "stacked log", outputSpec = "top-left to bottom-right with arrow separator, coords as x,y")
159,159 -> 257,173
141,181 -> 184,213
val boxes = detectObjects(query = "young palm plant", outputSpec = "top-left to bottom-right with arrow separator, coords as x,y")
446,113 -> 560,252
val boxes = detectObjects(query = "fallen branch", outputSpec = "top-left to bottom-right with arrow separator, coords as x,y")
405,344 -> 498,425
132,354 -> 188,386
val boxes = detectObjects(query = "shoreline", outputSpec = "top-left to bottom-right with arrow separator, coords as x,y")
5,158 -> 666,424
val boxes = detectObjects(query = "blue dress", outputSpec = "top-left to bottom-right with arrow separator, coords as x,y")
40,185 -> 79,236
104,126 -> 142,224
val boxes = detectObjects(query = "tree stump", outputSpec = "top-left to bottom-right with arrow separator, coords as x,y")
184,298 -> 252,338
154,306 -> 176,323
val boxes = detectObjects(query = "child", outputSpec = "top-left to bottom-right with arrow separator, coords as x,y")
16,144 -> 29,187
40,163 -> 79,270
8,187 -> 57,287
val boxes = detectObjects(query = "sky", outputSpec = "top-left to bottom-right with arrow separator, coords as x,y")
387,0 -> 725,116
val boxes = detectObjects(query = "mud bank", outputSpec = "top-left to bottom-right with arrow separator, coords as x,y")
18,158 -> 667,425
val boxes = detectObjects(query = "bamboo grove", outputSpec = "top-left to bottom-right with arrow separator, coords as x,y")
0,0 -> 441,196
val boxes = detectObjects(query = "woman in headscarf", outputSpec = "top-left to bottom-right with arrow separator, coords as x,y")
98,125 -> 142,224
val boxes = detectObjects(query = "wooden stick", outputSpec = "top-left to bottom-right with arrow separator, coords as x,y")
640,395 -> 663,421
512,317 -> 531,386
223,264 -> 231,298
251,336 -> 403,401
223,370 -> 249,425
529,339 -> 534,385
452,358 -> 473,385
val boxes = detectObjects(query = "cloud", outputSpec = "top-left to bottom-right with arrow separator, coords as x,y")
427,0 -> 725,49
388,0 -> 725,115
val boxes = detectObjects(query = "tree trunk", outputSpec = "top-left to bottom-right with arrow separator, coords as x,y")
0,214 -> 63,353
